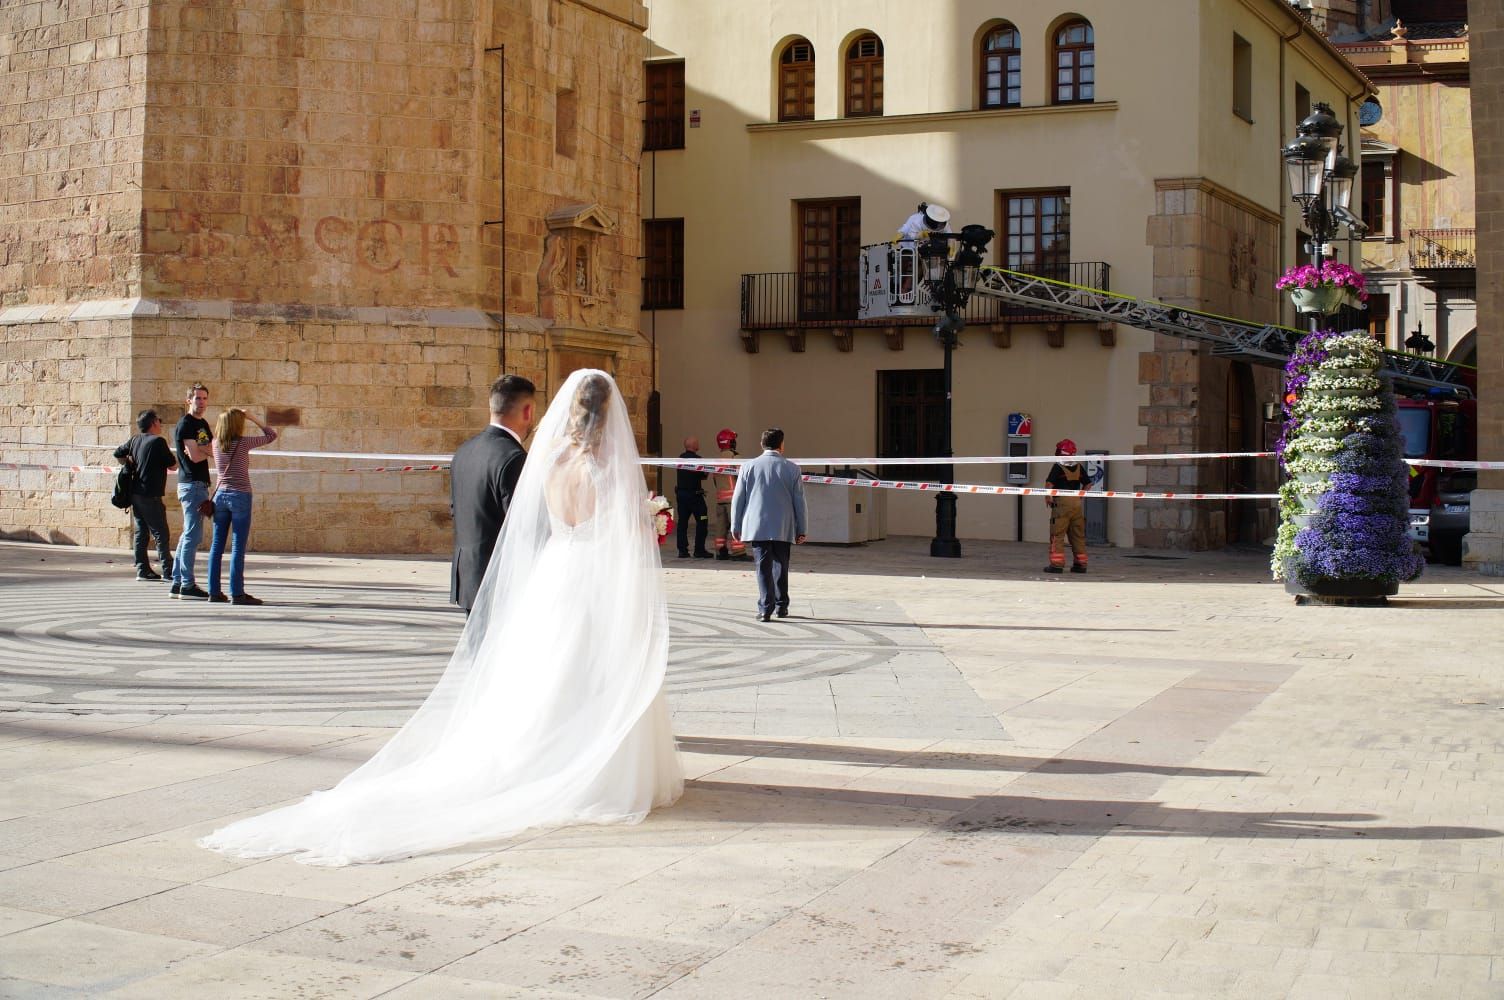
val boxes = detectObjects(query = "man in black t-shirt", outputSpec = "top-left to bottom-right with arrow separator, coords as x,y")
170,383 -> 214,599
113,409 -> 178,582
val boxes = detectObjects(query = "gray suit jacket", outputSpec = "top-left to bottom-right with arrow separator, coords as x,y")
730,449 -> 807,543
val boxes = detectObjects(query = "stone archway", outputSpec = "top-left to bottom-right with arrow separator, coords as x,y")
1448,329 -> 1477,367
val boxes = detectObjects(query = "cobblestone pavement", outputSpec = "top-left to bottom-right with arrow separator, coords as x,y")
0,538 -> 1501,999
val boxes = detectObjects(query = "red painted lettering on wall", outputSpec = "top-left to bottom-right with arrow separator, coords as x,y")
154,212 -> 465,280
357,220 -> 403,274
313,216 -> 350,255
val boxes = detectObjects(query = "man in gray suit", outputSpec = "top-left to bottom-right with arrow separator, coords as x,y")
450,375 -> 535,613
730,427 -> 808,622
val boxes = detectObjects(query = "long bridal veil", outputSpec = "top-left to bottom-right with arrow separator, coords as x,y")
201,369 -> 681,865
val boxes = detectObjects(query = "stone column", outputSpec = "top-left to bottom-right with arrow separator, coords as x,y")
1464,4 -> 1504,574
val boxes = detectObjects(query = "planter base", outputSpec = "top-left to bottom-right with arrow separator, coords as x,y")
1284,576 -> 1398,606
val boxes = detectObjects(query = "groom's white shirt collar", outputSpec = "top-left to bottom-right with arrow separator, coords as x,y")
490,422 -> 523,446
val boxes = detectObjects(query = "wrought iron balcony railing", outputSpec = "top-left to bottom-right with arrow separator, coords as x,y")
1408,228 -> 1475,270
740,261 -> 1110,330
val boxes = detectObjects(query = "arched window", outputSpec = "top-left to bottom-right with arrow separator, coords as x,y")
845,33 -> 884,117
1053,19 -> 1094,105
779,38 -> 815,122
980,24 -> 1022,108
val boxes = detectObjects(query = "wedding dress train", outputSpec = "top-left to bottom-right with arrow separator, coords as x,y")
200,371 -> 683,865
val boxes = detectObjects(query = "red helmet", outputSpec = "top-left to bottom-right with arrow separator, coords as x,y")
716,428 -> 738,450
1055,438 -> 1078,457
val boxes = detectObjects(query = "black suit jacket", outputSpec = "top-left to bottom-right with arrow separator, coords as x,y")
450,426 -> 526,611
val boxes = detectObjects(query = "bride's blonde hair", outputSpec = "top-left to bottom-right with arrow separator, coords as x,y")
565,372 -> 612,450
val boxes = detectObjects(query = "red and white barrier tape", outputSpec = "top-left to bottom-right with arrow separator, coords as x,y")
798,474 -> 1277,501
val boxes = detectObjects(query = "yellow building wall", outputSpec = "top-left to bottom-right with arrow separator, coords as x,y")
643,0 -> 1368,547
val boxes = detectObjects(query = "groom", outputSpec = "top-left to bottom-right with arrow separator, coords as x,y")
450,375 -> 536,613
730,427 -> 807,622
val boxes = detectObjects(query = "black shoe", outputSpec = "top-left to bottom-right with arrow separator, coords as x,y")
715,550 -> 729,561
169,582 -> 181,598
694,551 -> 714,560
232,594 -> 264,606
180,585 -> 210,600
1043,566 -> 1064,574
1070,564 -> 1087,574
209,592 -> 229,603
162,563 -> 174,581
775,608 -> 789,618
678,552 -> 691,559
756,611 -> 771,622
136,569 -> 161,581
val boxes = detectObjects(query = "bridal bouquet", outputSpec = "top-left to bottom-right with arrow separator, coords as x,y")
646,494 -> 674,544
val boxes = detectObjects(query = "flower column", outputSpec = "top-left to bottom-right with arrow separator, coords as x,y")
1273,331 -> 1424,603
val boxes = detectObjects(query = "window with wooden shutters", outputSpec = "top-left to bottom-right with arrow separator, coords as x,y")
779,39 -> 815,122
1361,160 -> 1387,236
878,370 -> 948,484
644,61 -> 685,151
844,34 -> 884,118
797,198 -> 860,322
642,219 -> 683,310
1002,190 -> 1071,281
1052,20 -> 1094,105
980,25 -> 1021,109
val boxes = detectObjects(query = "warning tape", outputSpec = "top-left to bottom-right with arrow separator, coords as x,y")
0,460 -> 1277,501
797,474 -> 1276,501
645,451 -> 1276,467
1405,459 -> 1504,470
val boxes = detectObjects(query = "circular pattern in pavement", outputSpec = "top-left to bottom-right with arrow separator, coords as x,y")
0,580 -> 907,716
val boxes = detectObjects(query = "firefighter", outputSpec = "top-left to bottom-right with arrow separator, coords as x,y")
711,428 -> 747,560
1044,438 -> 1088,574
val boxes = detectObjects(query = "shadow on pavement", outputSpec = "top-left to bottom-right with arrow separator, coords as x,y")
681,780 -> 1504,841
807,618 -> 1176,633
678,736 -> 1259,777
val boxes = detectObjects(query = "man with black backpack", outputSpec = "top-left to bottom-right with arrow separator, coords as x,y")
113,410 -> 178,582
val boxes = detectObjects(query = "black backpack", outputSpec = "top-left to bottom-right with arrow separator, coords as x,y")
111,453 -> 137,510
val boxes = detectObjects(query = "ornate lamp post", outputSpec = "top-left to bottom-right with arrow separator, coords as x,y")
1281,102 -> 1365,331
919,224 -> 994,558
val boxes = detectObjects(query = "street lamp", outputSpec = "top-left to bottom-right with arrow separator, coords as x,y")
920,224 -> 994,558
1281,101 -> 1366,331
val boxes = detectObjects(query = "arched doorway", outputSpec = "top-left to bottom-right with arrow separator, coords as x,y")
1225,362 -> 1259,544
1447,329 -> 1476,367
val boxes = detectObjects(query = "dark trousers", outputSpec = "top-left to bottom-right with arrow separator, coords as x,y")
130,495 -> 172,575
675,490 -> 709,556
748,540 -> 791,614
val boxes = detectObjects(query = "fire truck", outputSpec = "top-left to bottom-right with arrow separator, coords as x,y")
857,223 -> 1479,558
1398,391 -> 1477,563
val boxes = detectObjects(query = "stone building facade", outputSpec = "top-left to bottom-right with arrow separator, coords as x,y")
1464,0 -> 1503,575
1,0 -> 653,553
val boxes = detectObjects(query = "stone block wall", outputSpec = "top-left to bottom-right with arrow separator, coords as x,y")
2,0 -> 654,556
0,1 -> 147,305
1138,178 -> 1283,549
1464,1 -> 1504,574
0,314 -> 134,547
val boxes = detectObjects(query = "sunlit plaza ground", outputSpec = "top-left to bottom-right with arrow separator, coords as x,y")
0,537 -> 1501,998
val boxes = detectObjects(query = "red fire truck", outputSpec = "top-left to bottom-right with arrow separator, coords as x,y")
1397,391 -> 1477,563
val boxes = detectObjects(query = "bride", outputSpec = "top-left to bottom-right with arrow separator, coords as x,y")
201,370 -> 684,865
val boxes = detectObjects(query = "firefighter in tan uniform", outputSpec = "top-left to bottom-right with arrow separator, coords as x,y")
1044,438 -> 1088,574
711,428 -> 747,560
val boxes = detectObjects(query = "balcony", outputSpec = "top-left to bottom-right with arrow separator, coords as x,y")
1408,228 -> 1475,271
740,261 -> 1111,332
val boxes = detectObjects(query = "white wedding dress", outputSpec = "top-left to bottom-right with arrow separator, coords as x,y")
200,371 -> 683,866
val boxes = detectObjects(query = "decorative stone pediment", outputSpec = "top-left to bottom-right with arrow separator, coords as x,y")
545,203 -> 617,235
539,202 -> 619,329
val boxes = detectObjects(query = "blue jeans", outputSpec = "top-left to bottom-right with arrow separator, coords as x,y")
173,481 -> 208,588
208,489 -> 253,597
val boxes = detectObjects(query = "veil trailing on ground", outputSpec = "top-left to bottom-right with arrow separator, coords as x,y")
200,370 -> 678,865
